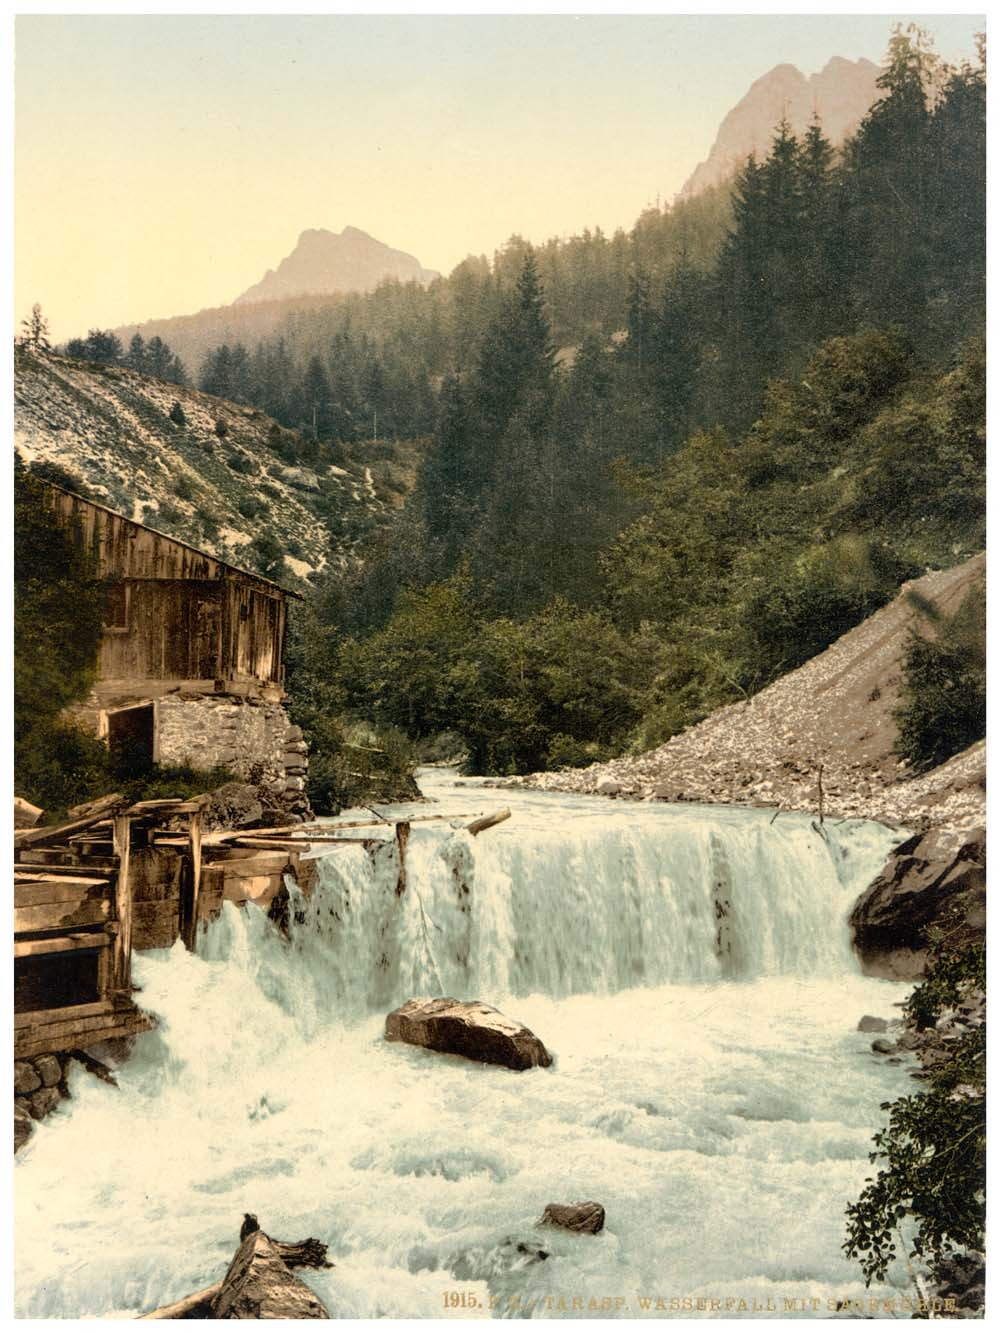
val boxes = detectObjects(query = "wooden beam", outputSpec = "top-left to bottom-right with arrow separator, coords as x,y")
466,808 -> 511,836
15,796 -> 44,829
112,814 -> 133,992
14,794 -> 126,849
183,811 -> 203,952
394,821 -> 410,897
14,898 -> 109,933
15,877 -> 110,907
15,1011 -> 154,1059
14,933 -> 109,959
15,998 -> 115,1030
14,862 -> 114,879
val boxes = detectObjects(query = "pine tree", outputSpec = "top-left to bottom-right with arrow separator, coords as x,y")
20,303 -> 51,352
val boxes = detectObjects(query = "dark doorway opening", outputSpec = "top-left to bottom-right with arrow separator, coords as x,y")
107,704 -> 155,778
15,950 -> 102,1013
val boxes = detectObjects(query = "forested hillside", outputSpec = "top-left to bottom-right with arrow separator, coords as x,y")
41,29 -> 985,788
286,29 -> 985,777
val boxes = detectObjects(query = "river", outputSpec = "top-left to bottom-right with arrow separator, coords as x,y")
14,772 -> 918,1318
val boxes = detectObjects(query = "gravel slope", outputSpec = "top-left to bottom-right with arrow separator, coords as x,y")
509,556 -> 985,846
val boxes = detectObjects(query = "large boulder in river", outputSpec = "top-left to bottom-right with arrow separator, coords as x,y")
385,998 -> 552,1070
539,1201 -> 606,1234
212,1231 -> 328,1319
849,828 -> 985,979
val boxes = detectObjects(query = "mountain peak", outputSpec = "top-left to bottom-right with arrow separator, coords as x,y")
234,227 -> 439,305
679,55 -> 881,199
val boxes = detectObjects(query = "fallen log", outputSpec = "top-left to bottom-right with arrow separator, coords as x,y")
137,1221 -> 332,1319
465,808 -> 511,836
211,1232 -> 329,1319
138,1284 -> 220,1319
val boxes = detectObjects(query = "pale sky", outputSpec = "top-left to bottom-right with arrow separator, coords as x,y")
14,13 -> 983,342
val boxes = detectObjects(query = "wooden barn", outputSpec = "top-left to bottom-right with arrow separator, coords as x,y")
43,482 -> 300,772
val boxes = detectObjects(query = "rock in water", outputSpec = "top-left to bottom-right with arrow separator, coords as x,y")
14,1103 -> 33,1153
858,1015 -> 888,1033
539,1202 -> 606,1234
211,1231 -> 328,1319
850,828 -> 985,978
385,998 -> 552,1070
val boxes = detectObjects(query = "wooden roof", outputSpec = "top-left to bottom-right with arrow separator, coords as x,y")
41,480 -> 302,598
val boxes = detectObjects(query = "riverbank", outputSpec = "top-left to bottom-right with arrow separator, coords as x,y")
502,558 -> 985,852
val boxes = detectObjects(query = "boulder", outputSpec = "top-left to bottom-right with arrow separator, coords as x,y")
14,1062 -> 41,1096
28,1086 -> 61,1120
596,779 -> 621,797
34,1053 -> 63,1088
202,783 -> 265,832
871,1038 -> 896,1055
14,1103 -> 33,1153
539,1201 -> 605,1234
385,998 -> 552,1071
211,1231 -> 329,1319
857,1015 -> 888,1033
849,828 -> 985,979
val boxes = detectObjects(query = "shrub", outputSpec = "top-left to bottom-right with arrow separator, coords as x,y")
169,400 -> 187,427
173,474 -> 195,501
844,945 -> 985,1287
214,417 -> 229,439
893,581 -> 985,771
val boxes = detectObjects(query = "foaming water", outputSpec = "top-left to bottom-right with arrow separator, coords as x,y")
15,775 -> 915,1318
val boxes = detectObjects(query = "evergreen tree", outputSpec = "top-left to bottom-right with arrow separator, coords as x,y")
20,303 -> 51,352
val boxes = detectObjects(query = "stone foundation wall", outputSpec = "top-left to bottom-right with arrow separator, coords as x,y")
155,694 -> 307,792
15,1054 -> 70,1152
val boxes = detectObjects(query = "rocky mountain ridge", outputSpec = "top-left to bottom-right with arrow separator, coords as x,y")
679,55 -> 880,198
234,226 -> 439,305
13,349 -> 423,588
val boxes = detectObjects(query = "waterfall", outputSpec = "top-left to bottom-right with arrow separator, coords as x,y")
15,781 -> 912,1321
198,795 -> 900,1027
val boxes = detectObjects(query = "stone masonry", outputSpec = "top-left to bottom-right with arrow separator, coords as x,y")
156,694 -> 308,799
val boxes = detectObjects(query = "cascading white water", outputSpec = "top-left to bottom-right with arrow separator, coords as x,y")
15,775 -> 916,1319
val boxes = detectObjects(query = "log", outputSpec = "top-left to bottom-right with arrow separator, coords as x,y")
68,1048 -> 119,1086
112,815 -> 133,992
138,1283 -> 221,1319
136,1223 -> 331,1320
211,1231 -> 329,1319
465,808 -> 511,836
15,796 -> 44,828
394,821 -> 410,897
14,794 -> 126,849
183,811 -> 203,952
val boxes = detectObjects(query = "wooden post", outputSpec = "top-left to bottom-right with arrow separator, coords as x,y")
111,814 -> 133,994
184,811 -> 203,951
817,764 -> 825,826
394,821 -> 410,897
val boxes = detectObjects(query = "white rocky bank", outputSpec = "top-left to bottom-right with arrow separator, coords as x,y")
505,557 -> 985,849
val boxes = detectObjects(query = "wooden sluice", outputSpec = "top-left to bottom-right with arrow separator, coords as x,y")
14,797 -> 511,1060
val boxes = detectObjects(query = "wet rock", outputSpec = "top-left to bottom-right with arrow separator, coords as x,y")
14,1062 -> 41,1095
34,1053 -> 63,1088
212,1230 -> 329,1319
870,1038 -> 896,1055
28,1086 -> 61,1120
857,1015 -> 888,1033
849,828 -> 985,979
14,1102 -> 33,1153
202,782 -> 265,832
539,1201 -> 606,1234
385,998 -> 552,1071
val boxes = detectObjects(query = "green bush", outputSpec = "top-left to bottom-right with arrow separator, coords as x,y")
893,581 -> 985,771
844,945 -> 985,1287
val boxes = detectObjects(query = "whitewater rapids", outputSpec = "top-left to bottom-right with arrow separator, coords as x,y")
15,773 -> 917,1318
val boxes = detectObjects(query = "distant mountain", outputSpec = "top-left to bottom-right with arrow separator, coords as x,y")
680,56 -> 881,198
234,226 -> 439,305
